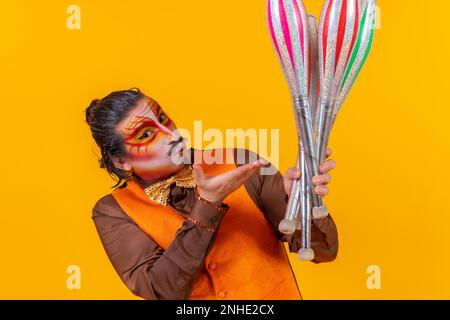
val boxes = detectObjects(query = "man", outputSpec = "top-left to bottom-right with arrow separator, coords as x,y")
86,88 -> 338,300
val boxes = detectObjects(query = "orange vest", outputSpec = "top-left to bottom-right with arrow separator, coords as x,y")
111,149 -> 302,300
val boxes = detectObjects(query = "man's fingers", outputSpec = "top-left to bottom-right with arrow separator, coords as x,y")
220,161 -> 264,189
283,168 -> 301,196
314,185 -> 329,196
219,161 -> 260,181
285,167 -> 301,180
232,162 -> 263,184
326,147 -> 332,158
312,174 -> 331,185
319,159 -> 336,174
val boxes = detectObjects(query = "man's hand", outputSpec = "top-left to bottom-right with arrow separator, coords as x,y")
193,160 -> 265,204
283,147 -> 336,197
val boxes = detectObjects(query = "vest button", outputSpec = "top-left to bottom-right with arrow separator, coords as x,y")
209,263 -> 216,270
217,291 -> 226,298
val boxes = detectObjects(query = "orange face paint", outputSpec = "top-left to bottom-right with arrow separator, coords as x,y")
117,97 -> 185,181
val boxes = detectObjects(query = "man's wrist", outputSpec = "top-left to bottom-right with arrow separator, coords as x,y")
189,195 -> 229,232
198,191 -> 224,206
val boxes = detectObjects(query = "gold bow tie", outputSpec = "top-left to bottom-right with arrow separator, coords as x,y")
144,165 -> 196,206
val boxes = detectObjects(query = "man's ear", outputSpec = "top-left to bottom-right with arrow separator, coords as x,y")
111,156 -> 132,171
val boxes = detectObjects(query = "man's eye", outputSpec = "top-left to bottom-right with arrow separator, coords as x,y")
159,113 -> 167,123
139,129 -> 154,140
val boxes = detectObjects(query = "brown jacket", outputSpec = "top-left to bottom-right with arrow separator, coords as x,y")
92,148 -> 338,299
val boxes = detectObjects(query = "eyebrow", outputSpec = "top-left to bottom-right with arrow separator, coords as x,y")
121,102 -> 162,137
123,118 -> 159,139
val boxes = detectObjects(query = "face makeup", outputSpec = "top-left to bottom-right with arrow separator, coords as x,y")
117,97 -> 186,181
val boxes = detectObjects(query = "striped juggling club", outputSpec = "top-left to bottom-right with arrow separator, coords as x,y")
315,0 -> 376,179
268,0 -> 327,260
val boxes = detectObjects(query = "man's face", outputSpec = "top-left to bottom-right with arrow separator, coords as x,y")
115,96 -> 186,181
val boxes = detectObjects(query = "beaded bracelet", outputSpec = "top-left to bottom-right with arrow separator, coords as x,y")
196,194 -> 228,214
187,215 -> 216,233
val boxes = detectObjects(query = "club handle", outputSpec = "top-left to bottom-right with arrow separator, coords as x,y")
298,151 -> 315,261
313,99 -> 336,218
298,248 -> 315,261
294,96 -> 329,218
279,155 -> 302,235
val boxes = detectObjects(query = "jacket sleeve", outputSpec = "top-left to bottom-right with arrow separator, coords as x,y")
92,195 -> 228,300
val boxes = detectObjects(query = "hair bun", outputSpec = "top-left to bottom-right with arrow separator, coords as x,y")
86,99 -> 100,125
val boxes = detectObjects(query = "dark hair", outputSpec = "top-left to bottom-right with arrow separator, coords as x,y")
85,87 -> 145,188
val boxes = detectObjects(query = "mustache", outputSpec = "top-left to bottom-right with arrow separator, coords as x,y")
167,136 -> 185,156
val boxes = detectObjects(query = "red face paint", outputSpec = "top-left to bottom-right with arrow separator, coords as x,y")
117,97 -> 185,181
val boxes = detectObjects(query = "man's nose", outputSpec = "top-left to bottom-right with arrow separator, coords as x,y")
154,121 -> 173,136
169,130 -> 183,143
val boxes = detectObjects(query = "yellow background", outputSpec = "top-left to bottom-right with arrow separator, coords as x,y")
1,0 -> 449,299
